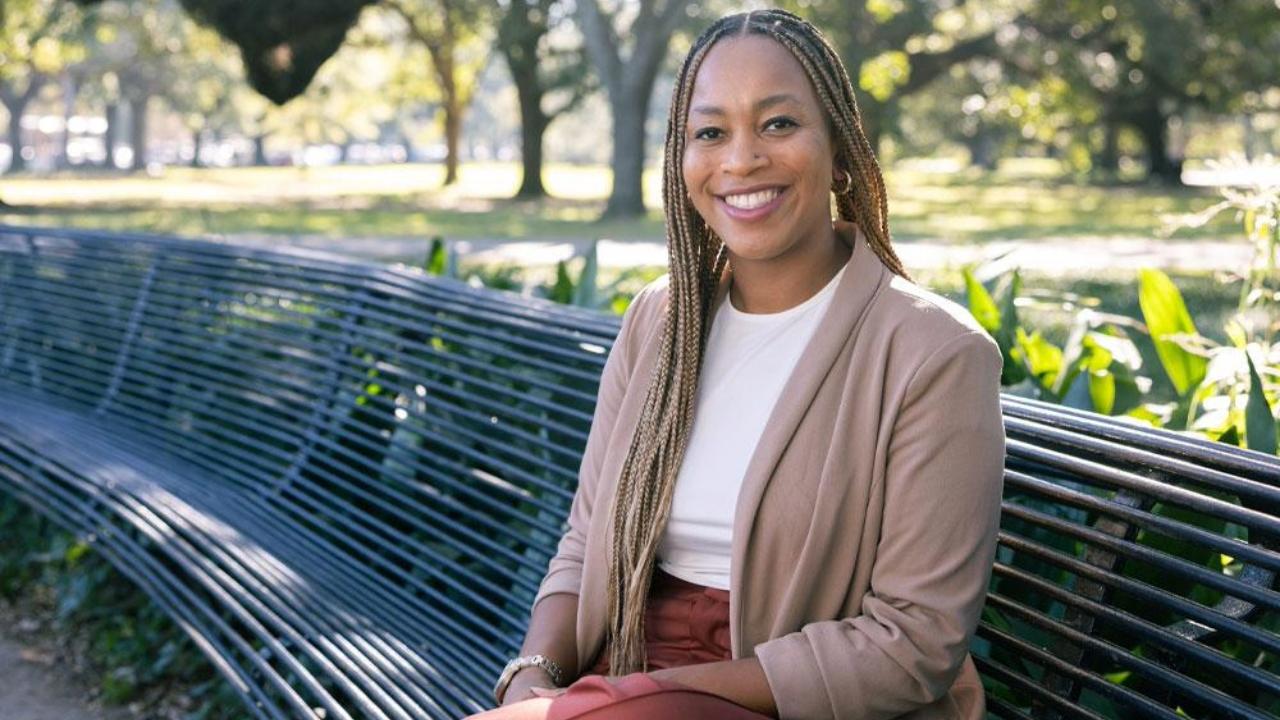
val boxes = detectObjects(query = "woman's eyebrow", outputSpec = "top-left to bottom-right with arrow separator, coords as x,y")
690,93 -> 800,116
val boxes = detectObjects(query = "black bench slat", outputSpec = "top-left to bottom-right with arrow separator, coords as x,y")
977,624 -> 1188,720
0,483 -> 290,720
1002,502 -> 1280,611
2,241 -> 610,442
995,532 -> 1280,656
973,654 -> 1114,720
985,593 -> 1271,719
1004,395 -> 1280,482
990,565 -> 1279,697
0,227 -> 621,339
1007,440 -> 1280,535
1004,470 -> 1280,573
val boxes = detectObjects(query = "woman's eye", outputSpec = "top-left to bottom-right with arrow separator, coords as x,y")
693,127 -> 723,141
764,116 -> 797,132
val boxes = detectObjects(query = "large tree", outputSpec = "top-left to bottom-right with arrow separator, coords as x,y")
790,0 -> 1024,154
576,0 -> 692,218
1025,0 -> 1280,184
1,0 -> 85,173
493,0 -> 592,199
159,13 -> 269,167
382,0 -> 487,185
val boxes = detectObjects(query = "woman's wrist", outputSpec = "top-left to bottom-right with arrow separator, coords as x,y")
499,666 -> 558,705
514,665 -> 555,685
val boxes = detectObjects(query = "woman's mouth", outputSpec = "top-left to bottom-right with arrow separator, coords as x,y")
717,186 -> 787,222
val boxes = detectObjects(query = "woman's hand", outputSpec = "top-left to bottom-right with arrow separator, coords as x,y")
501,666 -> 560,706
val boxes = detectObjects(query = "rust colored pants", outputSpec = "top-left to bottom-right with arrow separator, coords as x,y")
544,569 -> 770,720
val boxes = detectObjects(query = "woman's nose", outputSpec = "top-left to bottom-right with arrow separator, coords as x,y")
720,133 -> 768,175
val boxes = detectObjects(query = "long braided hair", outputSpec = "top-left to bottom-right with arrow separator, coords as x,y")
604,8 -> 909,675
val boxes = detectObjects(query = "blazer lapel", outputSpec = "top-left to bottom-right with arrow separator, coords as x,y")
726,222 -> 891,656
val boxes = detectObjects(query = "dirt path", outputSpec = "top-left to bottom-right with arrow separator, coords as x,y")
0,618 -> 132,720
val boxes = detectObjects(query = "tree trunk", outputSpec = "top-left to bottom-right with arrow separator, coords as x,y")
964,128 -> 999,171
604,86 -> 649,218
253,134 -> 268,166
1,76 -> 44,174
443,94 -> 460,185
502,4 -> 550,200
516,106 -> 548,199
1132,104 -> 1180,185
1096,118 -> 1120,176
102,101 -> 118,169
576,0 -> 687,219
509,55 -> 549,198
1242,114 -> 1261,161
128,95 -> 150,172
190,127 -> 203,167
5,100 -> 26,174
58,74 -> 77,170
399,128 -> 413,163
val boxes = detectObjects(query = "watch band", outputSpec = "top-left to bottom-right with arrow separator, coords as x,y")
492,654 -> 564,705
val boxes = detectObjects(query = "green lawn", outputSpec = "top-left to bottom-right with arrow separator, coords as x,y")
0,159 -> 1238,244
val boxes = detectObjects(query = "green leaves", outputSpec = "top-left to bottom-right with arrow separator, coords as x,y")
549,258 -> 574,304
964,265 -> 1024,386
548,241 -> 603,308
963,267 -> 1001,332
423,236 -> 456,277
1246,353 -> 1277,455
1138,268 -> 1207,397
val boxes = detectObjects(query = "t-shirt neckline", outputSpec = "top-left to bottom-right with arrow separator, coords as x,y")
724,259 -> 849,322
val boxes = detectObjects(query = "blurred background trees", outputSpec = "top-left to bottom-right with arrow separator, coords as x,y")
0,0 -> 1275,215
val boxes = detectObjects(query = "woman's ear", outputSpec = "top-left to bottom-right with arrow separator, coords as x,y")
832,165 -> 853,195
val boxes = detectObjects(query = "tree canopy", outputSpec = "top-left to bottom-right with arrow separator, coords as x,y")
73,0 -> 375,103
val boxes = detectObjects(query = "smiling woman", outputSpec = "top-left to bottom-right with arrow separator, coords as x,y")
682,39 -> 852,313
469,9 -> 1005,720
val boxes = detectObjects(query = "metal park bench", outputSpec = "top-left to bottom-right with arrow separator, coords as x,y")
0,224 -> 1277,720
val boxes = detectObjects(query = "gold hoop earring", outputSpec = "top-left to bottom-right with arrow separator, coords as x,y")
833,168 -> 853,195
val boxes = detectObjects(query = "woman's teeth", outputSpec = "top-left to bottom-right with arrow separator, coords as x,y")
724,188 -> 781,209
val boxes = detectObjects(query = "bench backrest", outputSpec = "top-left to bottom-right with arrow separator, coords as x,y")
2,225 -> 1278,719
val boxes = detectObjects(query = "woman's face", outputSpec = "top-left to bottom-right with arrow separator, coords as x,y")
682,34 -> 837,263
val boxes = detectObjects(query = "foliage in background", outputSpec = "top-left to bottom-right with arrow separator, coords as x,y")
966,158 -> 1280,455
0,490 -> 243,719
423,236 -> 662,315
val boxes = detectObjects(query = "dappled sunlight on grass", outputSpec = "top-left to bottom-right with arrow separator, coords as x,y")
0,160 -> 1239,244
885,166 -> 1235,242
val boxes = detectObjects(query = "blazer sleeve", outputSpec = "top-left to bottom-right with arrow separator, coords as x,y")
754,330 -> 1006,720
529,281 -> 658,613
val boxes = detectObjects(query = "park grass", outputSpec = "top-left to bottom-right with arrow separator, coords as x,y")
0,158 -> 1239,245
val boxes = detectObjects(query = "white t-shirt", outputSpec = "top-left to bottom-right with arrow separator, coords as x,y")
657,262 -> 848,589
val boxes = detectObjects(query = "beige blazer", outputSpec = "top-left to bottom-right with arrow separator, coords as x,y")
533,221 -> 1006,720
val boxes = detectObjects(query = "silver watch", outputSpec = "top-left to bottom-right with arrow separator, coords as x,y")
493,654 -> 564,704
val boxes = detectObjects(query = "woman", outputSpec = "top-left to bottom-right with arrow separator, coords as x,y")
473,9 -> 1005,720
